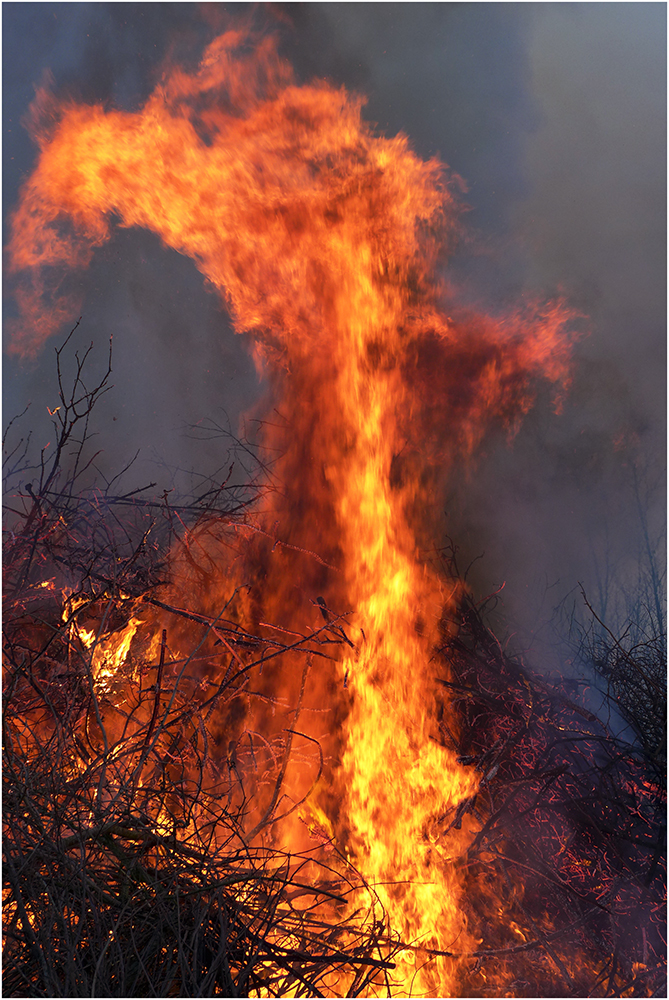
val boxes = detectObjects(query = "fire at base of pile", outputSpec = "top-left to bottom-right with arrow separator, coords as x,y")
3,536 -> 402,997
2,25 -> 665,987
3,427 -> 665,997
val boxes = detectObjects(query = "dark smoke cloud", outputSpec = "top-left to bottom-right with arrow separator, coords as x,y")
3,3 -> 665,667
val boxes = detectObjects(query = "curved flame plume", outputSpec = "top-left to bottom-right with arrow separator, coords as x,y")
6,28 -> 576,996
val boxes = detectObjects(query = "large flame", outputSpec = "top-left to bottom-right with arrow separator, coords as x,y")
6,28 -> 576,996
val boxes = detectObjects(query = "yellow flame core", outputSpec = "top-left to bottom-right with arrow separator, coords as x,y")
71,616 -> 140,692
326,270 -> 478,993
90,619 -> 139,691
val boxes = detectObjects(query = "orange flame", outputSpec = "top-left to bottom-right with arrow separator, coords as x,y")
6,28 -> 577,996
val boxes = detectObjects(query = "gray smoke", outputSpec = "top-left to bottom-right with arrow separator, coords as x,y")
3,3 -> 665,672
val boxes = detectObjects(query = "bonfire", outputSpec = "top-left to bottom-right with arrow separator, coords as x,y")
3,25 -> 665,999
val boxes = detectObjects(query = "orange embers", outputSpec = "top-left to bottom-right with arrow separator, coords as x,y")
6,28 -> 575,996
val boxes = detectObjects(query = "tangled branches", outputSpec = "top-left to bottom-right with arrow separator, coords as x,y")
2,605 -> 397,998
2,330 -> 396,998
3,604 -> 401,999
4,330 -> 665,997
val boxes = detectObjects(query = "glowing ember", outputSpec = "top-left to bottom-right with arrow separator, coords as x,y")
6,28 -> 576,996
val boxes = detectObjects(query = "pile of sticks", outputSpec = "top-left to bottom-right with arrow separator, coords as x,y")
3,333 -> 394,998
3,331 -> 665,997
2,502 -> 396,998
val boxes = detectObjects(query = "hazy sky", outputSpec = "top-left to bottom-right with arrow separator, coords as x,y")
3,2 -> 665,660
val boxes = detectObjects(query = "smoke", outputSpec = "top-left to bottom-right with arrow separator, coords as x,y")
446,3 -> 667,659
3,3 -> 665,665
